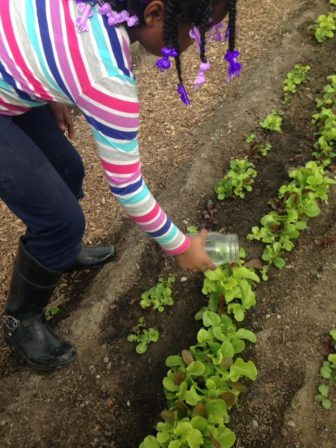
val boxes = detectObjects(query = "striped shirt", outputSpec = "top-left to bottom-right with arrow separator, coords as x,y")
0,0 -> 190,255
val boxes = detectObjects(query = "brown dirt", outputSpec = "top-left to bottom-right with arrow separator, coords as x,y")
1,0 -> 336,447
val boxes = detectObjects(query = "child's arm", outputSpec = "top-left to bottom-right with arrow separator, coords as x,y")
77,79 -> 215,271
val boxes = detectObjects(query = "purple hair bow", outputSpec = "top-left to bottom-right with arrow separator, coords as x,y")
224,50 -> 242,80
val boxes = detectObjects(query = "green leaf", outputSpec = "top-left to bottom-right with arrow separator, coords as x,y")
203,311 -> 222,327
235,329 -> 257,343
143,436 -> 161,448
187,361 -> 206,376
168,441 -> 181,448
174,422 -> 193,436
186,428 -> 203,448
205,399 -> 227,421
230,358 -> 258,381
216,427 -> 237,448
322,398 -> 332,410
274,257 -> 286,269
166,356 -> 185,368
191,416 -> 208,433
185,386 -> 202,406
329,329 -> 336,341
318,384 -> 329,397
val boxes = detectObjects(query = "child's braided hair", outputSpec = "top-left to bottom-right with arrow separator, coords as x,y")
82,1 -> 239,103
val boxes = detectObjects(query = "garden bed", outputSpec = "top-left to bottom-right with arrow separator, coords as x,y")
1,1 -> 336,447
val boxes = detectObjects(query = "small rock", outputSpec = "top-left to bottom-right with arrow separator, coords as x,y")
103,357 -> 109,364
126,400 -> 131,407
277,314 -> 282,320
107,362 -> 112,370
252,420 -> 258,428
288,420 -> 296,428
266,314 -> 271,319
180,277 -> 188,283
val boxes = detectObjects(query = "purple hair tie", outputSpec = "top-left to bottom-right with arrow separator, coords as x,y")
178,84 -> 191,106
75,2 -> 94,33
98,2 -> 139,27
194,61 -> 211,90
155,47 -> 179,72
224,50 -> 242,80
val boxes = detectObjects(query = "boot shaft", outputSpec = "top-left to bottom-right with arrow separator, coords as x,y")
6,239 -> 62,319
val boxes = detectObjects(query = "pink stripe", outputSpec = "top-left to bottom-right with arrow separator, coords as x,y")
77,96 -> 139,128
63,4 -> 139,114
131,202 -> 161,223
101,159 -> 140,175
0,96 -> 30,113
163,237 -> 191,255
121,34 -> 132,71
49,1 -> 79,99
2,0 -> 52,100
106,171 -> 140,186
140,209 -> 166,232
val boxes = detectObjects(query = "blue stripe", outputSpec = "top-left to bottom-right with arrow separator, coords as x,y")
117,184 -> 149,205
148,218 -> 173,238
0,61 -> 33,102
101,16 -> 131,78
111,178 -> 143,195
25,0 -> 59,92
93,129 -> 138,152
36,0 -> 73,101
153,224 -> 179,244
85,113 -> 137,140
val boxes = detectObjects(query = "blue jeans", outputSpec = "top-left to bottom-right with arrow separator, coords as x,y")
0,106 -> 86,271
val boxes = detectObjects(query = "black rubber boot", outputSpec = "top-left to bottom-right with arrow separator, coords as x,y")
3,239 -> 76,371
65,243 -> 117,273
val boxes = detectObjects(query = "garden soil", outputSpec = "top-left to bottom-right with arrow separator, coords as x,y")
1,0 -> 336,447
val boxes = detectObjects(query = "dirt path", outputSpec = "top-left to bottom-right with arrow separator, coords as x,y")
1,0 -> 336,447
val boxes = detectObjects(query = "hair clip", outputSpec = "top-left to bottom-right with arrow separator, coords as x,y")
98,2 -> 139,27
224,50 -> 242,80
194,61 -> 211,90
76,2 -> 94,33
178,84 -> 191,106
155,47 -> 179,72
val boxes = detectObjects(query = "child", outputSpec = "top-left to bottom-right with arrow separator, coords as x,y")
0,0 -> 239,370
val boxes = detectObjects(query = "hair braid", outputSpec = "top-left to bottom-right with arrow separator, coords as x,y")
228,0 -> 237,52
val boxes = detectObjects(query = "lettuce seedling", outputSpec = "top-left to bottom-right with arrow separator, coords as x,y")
283,64 -> 311,103
140,275 -> 176,312
315,329 -> 336,409
260,110 -> 283,133
127,317 -> 160,354
245,134 -> 256,144
215,159 -> 257,200
312,13 -> 336,43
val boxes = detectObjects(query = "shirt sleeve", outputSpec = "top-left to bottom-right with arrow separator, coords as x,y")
76,76 -> 190,255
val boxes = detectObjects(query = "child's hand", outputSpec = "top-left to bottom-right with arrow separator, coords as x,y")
175,229 -> 217,272
48,102 -> 75,140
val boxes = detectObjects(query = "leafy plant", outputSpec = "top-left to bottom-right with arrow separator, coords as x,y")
140,275 -> 176,312
330,0 -> 336,5
256,142 -> 272,157
283,64 -> 311,103
187,226 -> 199,234
311,13 -> 336,43
312,75 -> 336,166
45,306 -> 60,321
315,329 -> 336,409
260,110 -> 283,133
215,159 -> 257,200
127,317 -> 160,354
248,162 -> 335,269
245,134 -> 256,144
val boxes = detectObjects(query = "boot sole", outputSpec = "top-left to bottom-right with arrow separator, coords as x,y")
5,336 -> 77,372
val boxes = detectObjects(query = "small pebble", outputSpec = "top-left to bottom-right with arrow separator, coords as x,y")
126,400 -> 131,407
103,357 -> 109,363
277,314 -> 282,320
266,314 -> 271,319
180,277 -> 188,283
252,420 -> 258,428
107,362 -> 112,370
